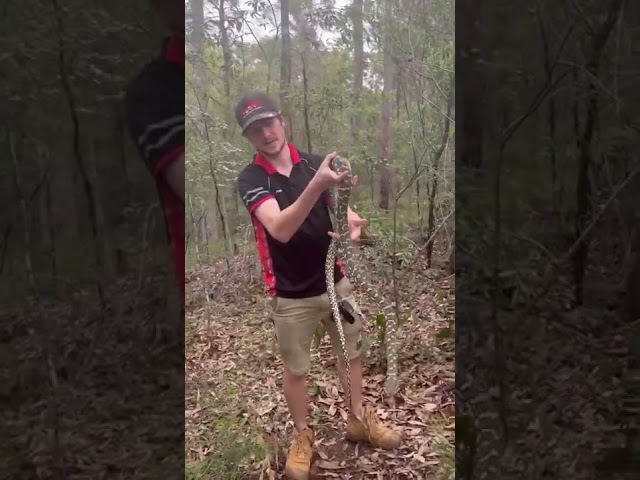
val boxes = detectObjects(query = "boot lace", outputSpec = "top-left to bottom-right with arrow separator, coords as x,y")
365,407 -> 381,428
293,430 -> 310,456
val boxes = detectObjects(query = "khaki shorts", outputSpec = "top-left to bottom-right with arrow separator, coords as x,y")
269,277 -> 363,375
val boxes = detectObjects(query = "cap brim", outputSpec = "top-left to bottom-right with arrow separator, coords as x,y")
242,111 -> 279,133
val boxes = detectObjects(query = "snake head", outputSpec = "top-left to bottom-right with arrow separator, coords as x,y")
330,155 -> 352,178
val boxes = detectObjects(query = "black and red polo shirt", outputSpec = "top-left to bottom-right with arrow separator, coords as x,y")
237,144 -> 345,299
125,33 -> 185,294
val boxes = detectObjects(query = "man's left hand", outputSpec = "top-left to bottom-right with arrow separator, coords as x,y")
328,209 -> 368,242
347,209 -> 368,241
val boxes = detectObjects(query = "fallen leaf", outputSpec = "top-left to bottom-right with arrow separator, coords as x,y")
318,460 -> 345,470
256,404 -> 276,416
185,408 -> 201,418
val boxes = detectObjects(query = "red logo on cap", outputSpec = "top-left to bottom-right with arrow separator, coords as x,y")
242,102 -> 262,118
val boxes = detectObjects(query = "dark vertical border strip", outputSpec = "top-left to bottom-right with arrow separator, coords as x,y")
456,0 -> 639,478
0,1 -> 185,478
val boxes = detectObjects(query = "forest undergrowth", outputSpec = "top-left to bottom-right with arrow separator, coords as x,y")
456,202 -> 635,479
185,236 -> 455,479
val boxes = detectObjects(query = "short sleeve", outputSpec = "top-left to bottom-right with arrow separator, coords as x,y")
237,167 -> 275,214
125,64 -> 184,176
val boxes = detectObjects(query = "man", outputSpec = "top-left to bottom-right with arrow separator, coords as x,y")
235,92 -> 402,480
124,0 -> 185,295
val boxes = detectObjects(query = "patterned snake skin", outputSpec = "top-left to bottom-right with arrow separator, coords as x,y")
325,156 -> 400,414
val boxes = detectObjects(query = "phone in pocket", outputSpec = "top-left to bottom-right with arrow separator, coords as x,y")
338,300 -> 356,324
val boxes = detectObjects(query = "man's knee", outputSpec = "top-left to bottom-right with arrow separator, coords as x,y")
277,341 -> 312,376
326,312 -> 363,360
346,333 -> 363,361
336,349 -> 362,369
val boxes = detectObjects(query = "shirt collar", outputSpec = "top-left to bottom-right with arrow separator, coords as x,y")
254,143 -> 301,175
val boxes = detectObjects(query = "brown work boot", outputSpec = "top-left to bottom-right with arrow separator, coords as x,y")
346,405 -> 402,449
284,426 -> 314,480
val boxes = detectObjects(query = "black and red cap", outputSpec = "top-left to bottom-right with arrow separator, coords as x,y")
235,92 -> 280,134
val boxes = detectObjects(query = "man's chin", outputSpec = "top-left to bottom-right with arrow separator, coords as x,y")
262,142 -> 281,155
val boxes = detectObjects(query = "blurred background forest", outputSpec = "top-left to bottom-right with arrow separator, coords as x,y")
1,2 -> 183,479
456,0 -> 640,478
184,0 -> 456,478
1,1 -> 181,304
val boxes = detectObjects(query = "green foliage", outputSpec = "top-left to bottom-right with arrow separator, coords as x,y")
185,416 -> 267,480
375,312 -> 387,343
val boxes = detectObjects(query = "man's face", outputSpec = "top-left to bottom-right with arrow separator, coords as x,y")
244,116 -> 286,156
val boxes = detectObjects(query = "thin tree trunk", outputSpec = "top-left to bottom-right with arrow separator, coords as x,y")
535,1 -> 560,216
378,0 -> 395,210
206,156 -> 230,266
52,0 -> 105,313
38,148 -> 58,280
9,129 -> 63,477
426,87 -> 454,266
8,132 -> 35,290
87,138 -> 115,278
191,0 -> 207,112
458,0 -> 486,168
280,0 -> 293,140
351,0 -> 364,145
301,53 -> 313,153
573,0 -> 623,305
218,0 -> 232,105
117,113 -> 131,205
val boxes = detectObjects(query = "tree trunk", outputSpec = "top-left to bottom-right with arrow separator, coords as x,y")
351,0 -> 364,145
378,0 -> 394,211
190,0 -> 207,112
573,0 -> 623,305
53,0 -> 105,311
426,87 -> 454,266
218,0 -> 232,102
301,53 -> 313,153
88,137 -> 116,279
535,5 -> 560,216
458,0 -> 486,169
280,0 -> 293,140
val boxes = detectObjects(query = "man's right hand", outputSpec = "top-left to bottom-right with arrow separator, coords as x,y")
311,151 -> 349,191
250,151 -> 349,244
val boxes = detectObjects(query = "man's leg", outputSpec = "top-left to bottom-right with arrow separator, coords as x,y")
335,351 -> 364,417
324,278 -> 403,450
270,295 -> 324,480
323,281 -> 365,416
283,364 -> 310,430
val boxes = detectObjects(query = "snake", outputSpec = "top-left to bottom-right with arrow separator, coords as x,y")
324,155 -> 400,417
